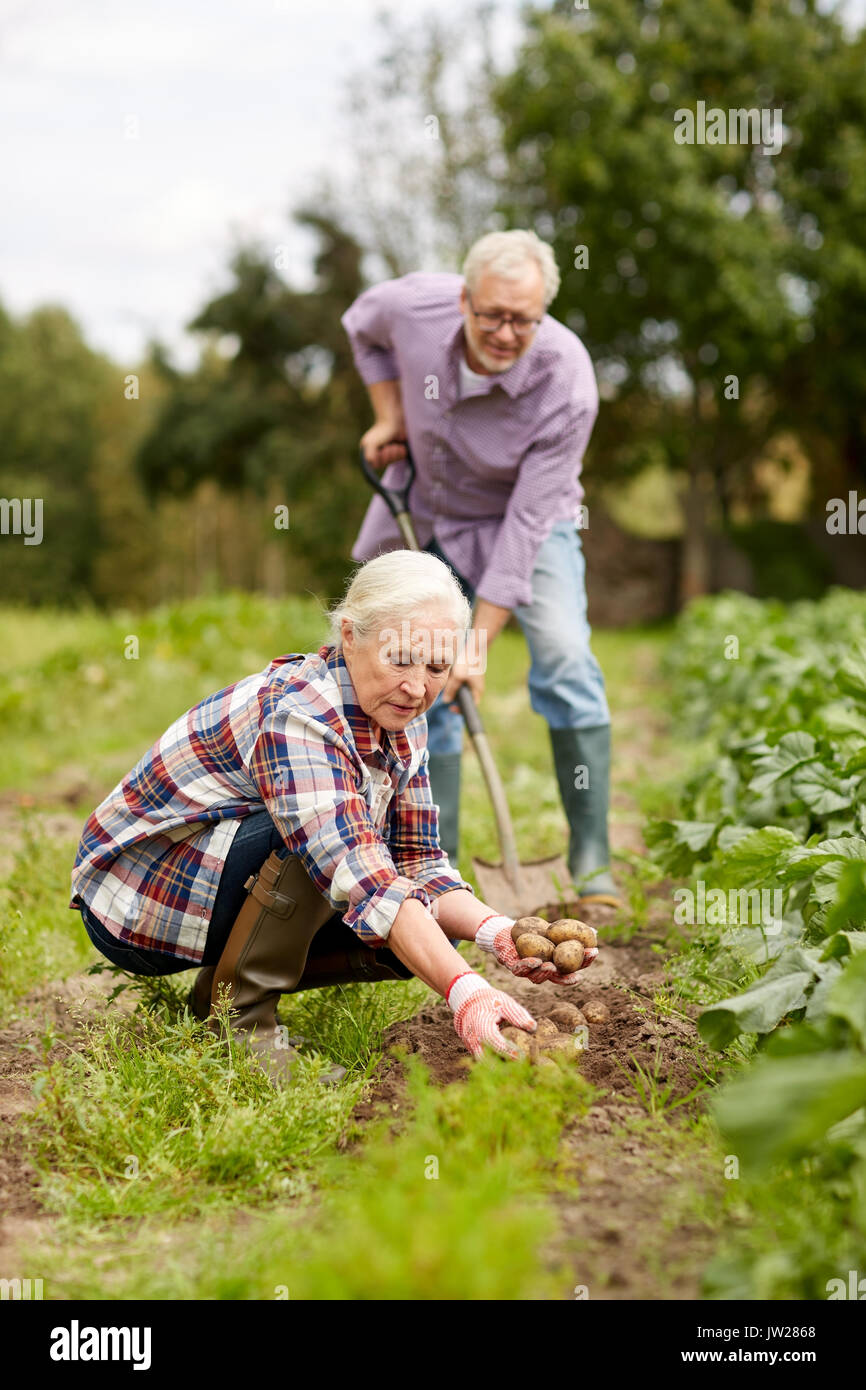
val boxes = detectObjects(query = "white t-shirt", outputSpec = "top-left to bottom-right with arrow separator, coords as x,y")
458,356 -> 493,397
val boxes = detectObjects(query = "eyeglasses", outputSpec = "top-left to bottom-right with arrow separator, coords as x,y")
465,289 -> 543,337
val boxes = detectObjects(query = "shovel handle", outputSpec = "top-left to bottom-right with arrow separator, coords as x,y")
358,445 -> 416,522
457,688 -> 522,890
357,442 -> 524,894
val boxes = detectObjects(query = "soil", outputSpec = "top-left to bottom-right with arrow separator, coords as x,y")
343,889 -> 723,1299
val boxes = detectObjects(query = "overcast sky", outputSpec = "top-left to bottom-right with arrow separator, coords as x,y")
1,0 -> 862,370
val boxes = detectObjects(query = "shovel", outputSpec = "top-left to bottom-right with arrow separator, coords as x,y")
358,444 -> 573,919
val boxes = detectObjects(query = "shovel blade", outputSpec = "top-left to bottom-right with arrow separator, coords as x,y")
470,854 -> 574,920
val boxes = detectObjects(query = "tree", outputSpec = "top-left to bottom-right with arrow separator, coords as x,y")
0,303 -> 109,604
135,212 -> 375,597
492,0 -> 863,597
327,2 -> 511,278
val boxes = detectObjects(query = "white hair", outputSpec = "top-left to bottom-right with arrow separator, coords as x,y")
327,550 -> 472,650
462,229 -> 561,308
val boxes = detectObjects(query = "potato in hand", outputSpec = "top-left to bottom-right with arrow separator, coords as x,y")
515,932 -> 555,962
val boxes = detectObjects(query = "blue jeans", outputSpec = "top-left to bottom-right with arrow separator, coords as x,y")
424,520 -> 610,755
79,809 -> 321,975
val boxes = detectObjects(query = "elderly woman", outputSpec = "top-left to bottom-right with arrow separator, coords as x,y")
69,551 -> 596,1085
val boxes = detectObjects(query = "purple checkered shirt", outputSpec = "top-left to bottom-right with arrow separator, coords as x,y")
342,271 -> 599,609
69,645 -> 471,963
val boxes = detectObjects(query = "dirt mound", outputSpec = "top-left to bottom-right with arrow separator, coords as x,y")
350,932 -> 703,1135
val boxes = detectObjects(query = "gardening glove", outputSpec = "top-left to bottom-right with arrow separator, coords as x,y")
446,971 -> 536,1059
475,913 -> 598,984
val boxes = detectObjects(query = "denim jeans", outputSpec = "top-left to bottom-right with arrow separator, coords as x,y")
424,519 -> 611,756
78,809 -> 339,976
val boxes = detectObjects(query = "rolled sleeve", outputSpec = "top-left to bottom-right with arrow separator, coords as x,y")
475,399 -> 598,609
341,278 -> 403,386
249,710 -> 431,945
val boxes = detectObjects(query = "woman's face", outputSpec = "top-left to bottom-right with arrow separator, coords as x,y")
341,607 -> 459,732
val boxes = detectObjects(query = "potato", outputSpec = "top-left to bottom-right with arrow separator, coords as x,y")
548,1003 -> 588,1032
516,932 -> 555,961
553,940 -> 585,973
537,1032 -> 585,1055
582,998 -> 610,1025
546,918 -> 582,945
547,918 -> 597,948
534,1018 -> 560,1039
511,916 -> 550,944
500,1026 -> 533,1054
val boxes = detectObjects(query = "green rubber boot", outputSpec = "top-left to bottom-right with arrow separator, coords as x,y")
427,752 -> 463,871
549,725 -> 622,906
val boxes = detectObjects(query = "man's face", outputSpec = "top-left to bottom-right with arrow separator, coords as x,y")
459,264 -> 546,374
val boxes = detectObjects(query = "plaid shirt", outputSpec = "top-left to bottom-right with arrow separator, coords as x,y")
342,270 -> 599,609
70,645 -> 472,963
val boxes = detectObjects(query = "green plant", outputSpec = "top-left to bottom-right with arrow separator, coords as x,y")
644,590 -> 866,1294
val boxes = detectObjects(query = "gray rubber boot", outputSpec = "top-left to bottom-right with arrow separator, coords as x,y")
427,752 -> 463,870
548,725 -> 621,903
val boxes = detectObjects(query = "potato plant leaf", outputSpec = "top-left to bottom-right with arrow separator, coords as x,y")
697,946 -> 824,1050
713,1052 -> 866,1170
711,826 -> 800,889
835,644 -> 866,705
824,952 -> 866,1045
790,762 -> 856,815
748,731 -> 817,795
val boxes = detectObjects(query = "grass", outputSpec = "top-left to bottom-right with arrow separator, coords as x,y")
1,593 -> 733,1301
0,827 -> 94,1017
612,1044 -> 712,1118
21,1045 -> 595,1300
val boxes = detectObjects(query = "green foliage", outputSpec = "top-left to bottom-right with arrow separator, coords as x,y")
0,830 -> 93,1016
23,997 -> 366,1220
494,0 -> 866,583
0,591 -> 330,792
0,306 -> 109,604
646,587 -> 866,1295
136,213 -> 374,596
725,520 -> 833,602
25,1048 -> 593,1300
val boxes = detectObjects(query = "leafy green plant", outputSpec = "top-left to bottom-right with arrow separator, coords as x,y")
645,590 -> 866,1295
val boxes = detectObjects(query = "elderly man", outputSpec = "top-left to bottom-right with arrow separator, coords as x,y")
341,228 -> 621,905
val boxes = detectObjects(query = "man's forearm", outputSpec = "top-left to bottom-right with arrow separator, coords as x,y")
368,379 -> 404,426
472,598 -> 511,645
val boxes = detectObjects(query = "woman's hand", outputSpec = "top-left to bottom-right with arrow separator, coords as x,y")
475,913 -> 598,984
446,972 -> 536,1059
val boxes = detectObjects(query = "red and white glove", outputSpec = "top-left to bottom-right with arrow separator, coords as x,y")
474,913 -> 598,984
446,972 -> 536,1059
